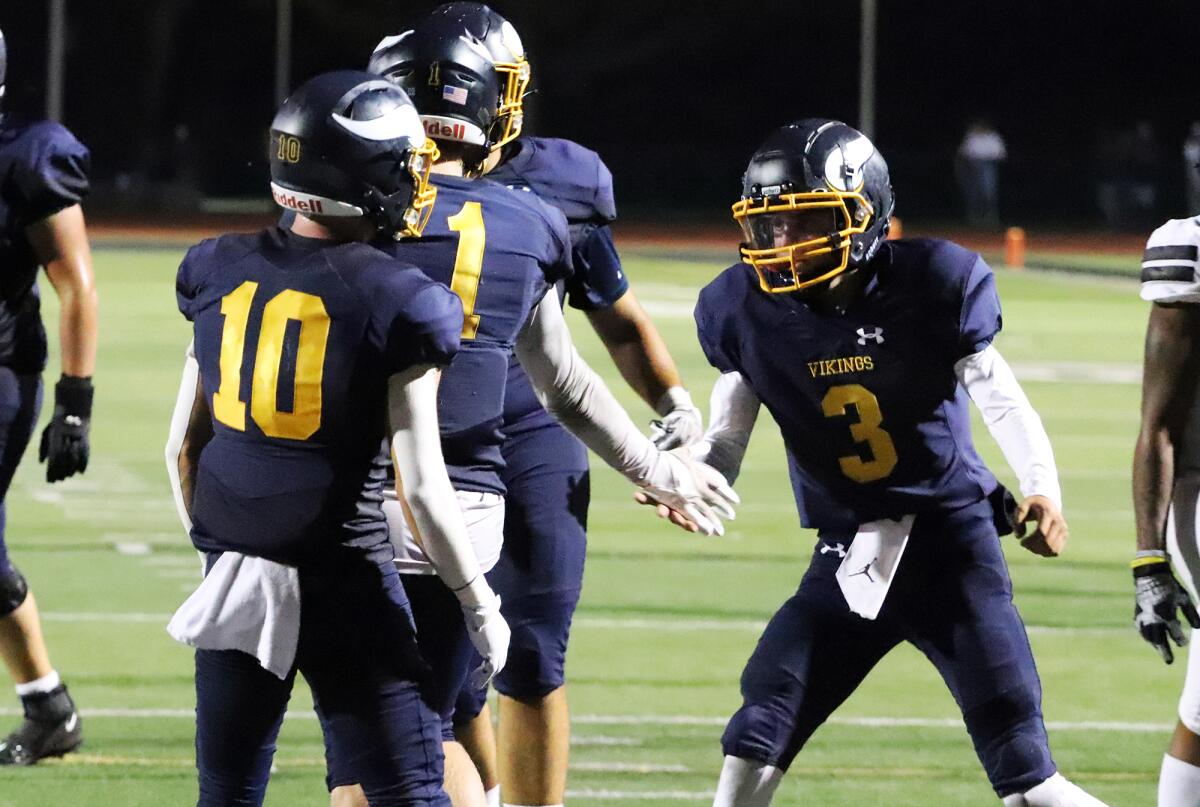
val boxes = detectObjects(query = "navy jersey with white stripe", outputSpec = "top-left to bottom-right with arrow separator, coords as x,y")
0,116 -> 90,373
696,239 -> 1002,530
177,228 -> 462,563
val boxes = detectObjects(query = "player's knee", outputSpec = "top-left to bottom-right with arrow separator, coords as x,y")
0,563 -> 29,617
963,686 -> 1055,795
490,598 -> 573,699
721,703 -> 805,771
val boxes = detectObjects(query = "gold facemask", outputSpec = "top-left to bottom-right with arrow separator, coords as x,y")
731,190 -> 874,294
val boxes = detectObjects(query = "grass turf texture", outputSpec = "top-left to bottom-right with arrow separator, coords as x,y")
0,245 -> 1175,806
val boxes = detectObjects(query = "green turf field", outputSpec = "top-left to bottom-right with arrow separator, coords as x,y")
0,245 -> 1178,806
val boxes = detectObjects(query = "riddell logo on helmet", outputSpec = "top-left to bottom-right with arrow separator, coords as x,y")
425,120 -> 467,141
271,188 -> 323,214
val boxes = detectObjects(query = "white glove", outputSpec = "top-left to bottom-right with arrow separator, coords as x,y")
455,576 -> 511,688
650,387 -> 704,450
638,447 -> 739,536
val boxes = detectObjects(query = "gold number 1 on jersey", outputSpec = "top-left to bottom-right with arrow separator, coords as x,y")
448,201 -> 485,339
213,280 -> 331,440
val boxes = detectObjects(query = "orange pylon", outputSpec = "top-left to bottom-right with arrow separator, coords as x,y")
1005,227 -> 1026,270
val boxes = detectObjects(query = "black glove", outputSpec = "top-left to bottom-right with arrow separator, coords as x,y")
38,375 -> 92,483
1133,550 -> 1200,664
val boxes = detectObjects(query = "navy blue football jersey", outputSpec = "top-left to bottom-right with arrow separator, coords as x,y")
489,136 -> 630,433
696,239 -> 1002,530
379,174 -> 572,495
177,227 -> 462,563
0,116 -> 90,373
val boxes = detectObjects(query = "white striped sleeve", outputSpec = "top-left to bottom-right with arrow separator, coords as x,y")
1141,217 -> 1200,303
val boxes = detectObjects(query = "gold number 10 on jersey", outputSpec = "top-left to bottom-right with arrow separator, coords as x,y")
212,281 -> 331,440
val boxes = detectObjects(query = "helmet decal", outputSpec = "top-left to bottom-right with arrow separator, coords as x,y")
458,33 -> 493,62
332,101 -> 425,143
499,20 -> 525,59
372,31 -> 412,57
824,135 -> 874,192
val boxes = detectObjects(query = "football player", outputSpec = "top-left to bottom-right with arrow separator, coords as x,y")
1132,215 -> 1200,807
328,22 -> 733,806
166,71 -> 510,805
668,119 -> 1108,806
0,27 -> 98,765
372,6 -> 707,804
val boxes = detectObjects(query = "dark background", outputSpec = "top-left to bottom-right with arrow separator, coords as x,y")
2,1 -> 1196,227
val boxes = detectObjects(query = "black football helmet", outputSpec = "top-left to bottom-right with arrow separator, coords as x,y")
373,3 -> 529,150
368,18 -> 502,168
269,70 -> 438,239
733,119 -> 894,294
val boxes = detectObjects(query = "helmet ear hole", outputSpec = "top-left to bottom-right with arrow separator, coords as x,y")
850,241 -> 866,261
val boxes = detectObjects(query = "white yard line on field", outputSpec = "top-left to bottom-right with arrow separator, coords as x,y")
40,611 -> 1129,638
0,706 -> 1169,734
564,790 -> 713,801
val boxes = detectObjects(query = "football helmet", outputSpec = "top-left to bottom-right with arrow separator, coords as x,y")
733,119 -> 894,294
269,70 -> 438,239
368,16 -> 502,166
373,3 -> 529,150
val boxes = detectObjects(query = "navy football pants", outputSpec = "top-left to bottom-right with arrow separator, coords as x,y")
722,498 -> 1056,797
194,550 -> 448,806
403,573 -> 473,741
0,370 -> 42,576
455,422 -> 589,723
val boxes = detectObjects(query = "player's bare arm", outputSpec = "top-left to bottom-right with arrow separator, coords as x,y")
1134,303 -> 1200,552
1132,301 -> 1200,665
27,205 -> 97,483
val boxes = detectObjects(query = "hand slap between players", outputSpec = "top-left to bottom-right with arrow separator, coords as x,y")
1013,494 -> 1068,557
633,448 -> 738,536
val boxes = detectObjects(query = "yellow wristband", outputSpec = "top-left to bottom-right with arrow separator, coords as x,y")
1131,555 -> 1168,570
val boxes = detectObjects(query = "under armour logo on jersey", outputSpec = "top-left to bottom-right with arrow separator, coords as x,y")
856,326 -> 884,345
820,542 -> 847,558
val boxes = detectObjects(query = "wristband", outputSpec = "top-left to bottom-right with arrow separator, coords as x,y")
655,386 -> 694,417
1132,549 -> 1169,578
55,375 -> 93,418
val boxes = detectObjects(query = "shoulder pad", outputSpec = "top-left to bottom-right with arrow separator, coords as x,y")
491,136 -> 616,224
1141,218 -> 1200,303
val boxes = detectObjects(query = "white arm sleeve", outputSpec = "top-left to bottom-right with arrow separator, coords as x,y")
165,340 -> 199,534
955,345 -> 1062,508
690,371 -> 761,484
515,293 -> 658,484
388,365 -> 490,604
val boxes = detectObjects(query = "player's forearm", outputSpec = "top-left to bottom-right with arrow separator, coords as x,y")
387,368 -> 485,593
166,348 -> 208,531
692,372 -> 761,484
1133,426 -> 1174,552
50,261 -> 99,377
955,346 -> 1062,507
585,292 -> 682,411
518,297 -> 658,483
